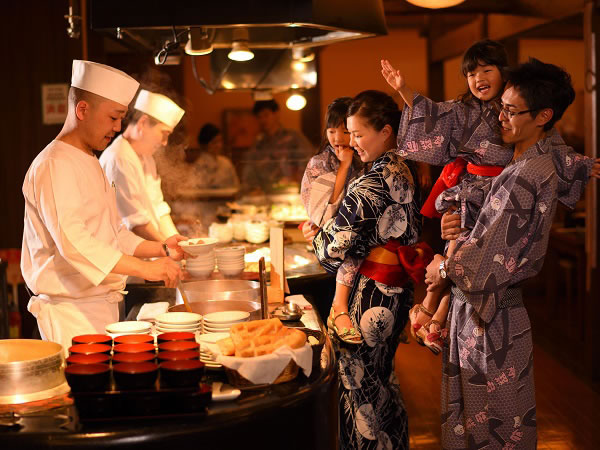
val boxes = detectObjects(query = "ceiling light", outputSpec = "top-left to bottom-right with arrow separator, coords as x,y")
185,28 -> 213,56
228,28 -> 254,62
292,48 -> 315,63
286,93 -> 306,111
292,61 -> 306,72
405,0 -> 465,8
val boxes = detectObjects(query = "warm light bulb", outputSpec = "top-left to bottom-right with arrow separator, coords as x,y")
292,61 -> 306,72
405,0 -> 465,9
286,94 -> 307,111
228,41 -> 254,62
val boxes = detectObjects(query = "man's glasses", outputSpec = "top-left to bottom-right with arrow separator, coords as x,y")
499,103 -> 538,119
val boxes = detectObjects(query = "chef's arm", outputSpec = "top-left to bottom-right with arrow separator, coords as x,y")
111,253 -> 181,288
159,214 -> 179,239
132,223 -> 166,242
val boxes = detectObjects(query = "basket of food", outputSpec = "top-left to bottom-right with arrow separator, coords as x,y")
211,318 -> 312,389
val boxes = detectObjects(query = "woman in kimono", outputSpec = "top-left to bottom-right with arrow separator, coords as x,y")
301,97 -> 365,343
381,40 -> 599,353
313,90 -> 429,449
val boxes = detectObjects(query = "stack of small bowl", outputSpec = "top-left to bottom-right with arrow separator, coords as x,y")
65,334 -> 113,392
245,220 -> 269,244
215,246 -> 246,278
157,332 -> 204,387
105,321 -> 152,337
180,237 -> 218,279
202,311 -> 250,334
155,312 -> 202,334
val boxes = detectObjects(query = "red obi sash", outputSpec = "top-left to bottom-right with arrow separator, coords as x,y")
420,158 -> 503,218
358,241 -> 434,287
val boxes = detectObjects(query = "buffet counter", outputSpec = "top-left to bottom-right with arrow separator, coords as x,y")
1,297 -> 337,450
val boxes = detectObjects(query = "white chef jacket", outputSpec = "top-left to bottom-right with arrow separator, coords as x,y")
100,135 -> 171,233
21,139 -> 144,351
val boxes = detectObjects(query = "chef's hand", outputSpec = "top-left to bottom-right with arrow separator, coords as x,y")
424,254 -> 448,292
302,221 -> 319,244
441,208 -> 464,240
164,234 -> 190,260
591,158 -> 600,179
145,258 -> 182,288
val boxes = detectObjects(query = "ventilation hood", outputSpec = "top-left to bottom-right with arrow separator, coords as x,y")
89,0 -> 388,51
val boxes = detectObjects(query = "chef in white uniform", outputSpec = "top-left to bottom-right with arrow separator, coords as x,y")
21,60 -> 184,353
100,90 -> 184,242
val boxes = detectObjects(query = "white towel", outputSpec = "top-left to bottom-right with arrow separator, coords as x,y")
136,302 -> 170,321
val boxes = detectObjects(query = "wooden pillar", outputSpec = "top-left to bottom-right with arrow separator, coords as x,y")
583,0 -> 600,381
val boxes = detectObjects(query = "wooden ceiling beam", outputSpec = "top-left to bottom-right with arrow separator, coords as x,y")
487,14 -> 549,41
429,14 -> 485,62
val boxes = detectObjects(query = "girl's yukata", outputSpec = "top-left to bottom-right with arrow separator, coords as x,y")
397,93 -> 595,449
313,151 -> 423,450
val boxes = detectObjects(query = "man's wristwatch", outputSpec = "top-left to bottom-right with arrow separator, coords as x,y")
162,243 -> 170,257
439,259 -> 447,279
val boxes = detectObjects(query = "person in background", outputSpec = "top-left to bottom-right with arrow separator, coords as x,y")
100,90 -> 186,243
241,99 -> 313,194
21,61 -> 183,353
184,123 -> 240,190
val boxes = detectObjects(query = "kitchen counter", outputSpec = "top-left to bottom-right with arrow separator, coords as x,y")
1,300 -> 337,450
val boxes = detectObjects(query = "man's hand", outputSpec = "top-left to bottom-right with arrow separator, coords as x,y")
381,59 -> 405,92
441,210 -> 463,240
302,221 -> 320,244
165,234 -> 189,261
424,254 -> 448,292
144,258 -> 182,288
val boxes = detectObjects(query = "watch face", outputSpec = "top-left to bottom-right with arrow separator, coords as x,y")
439,261 -> 447,278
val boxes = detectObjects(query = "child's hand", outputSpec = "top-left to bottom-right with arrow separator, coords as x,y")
591,158 -> 600,179
334,146 -> 354,166
381,59 -> 405,92
302,221 -> 320,243
441,209 -> 463,240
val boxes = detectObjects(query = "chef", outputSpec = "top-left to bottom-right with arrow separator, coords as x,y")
21,60 -> 183,353
100,89 -> 184,242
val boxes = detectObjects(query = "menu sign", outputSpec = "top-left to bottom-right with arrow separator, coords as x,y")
42,83 -> 69,125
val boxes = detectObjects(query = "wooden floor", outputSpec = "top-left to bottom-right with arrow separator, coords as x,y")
394,337 -> 600,449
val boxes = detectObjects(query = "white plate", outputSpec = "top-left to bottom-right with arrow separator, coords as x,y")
156,321 -> 201,328
155,312 -> 202,325
156,327 -> 200,334
105,321 -> 152,334
203,327 -> 232,333
197,332 -> 230,343
203,311 -> 250,324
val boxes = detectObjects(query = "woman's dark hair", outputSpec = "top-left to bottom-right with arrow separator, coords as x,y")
504,58 -> 575,131
316,97 -> 353,155
347,90 -> 402,136
197,123 -> 220,147
457,39 -> 508,103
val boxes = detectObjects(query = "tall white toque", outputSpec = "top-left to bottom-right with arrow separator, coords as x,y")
71,60 -> 140,107
134,89 -> 185,129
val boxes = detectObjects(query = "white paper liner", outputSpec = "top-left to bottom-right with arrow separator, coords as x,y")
215,343 -> 313,385
136,302 -> 170,321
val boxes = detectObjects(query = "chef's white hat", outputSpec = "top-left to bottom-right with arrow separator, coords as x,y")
71,60 -> 139,107
134,90 -> 185,129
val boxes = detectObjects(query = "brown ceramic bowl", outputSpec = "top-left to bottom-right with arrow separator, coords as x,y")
114,334 -> 154,345
160,360 -> 205,388
113,362 -> 159,390
156,332 -> 196,343
157,341 -> 199,352
64,363 -> 110,392
113,343 -> 156,354
66,353 -> 110,366
72,334 -> 112,346
112,352 -> 156,364
69,343 -> 112,356
157,350 -> 200,362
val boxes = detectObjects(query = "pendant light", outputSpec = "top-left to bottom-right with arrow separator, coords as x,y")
406,0 -> 465,9
228,28 -> 254,62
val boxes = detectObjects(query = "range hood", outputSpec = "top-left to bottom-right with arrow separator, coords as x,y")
89,0 -> 388,51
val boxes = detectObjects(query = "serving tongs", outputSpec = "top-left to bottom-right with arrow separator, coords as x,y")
259,257 -> 268,319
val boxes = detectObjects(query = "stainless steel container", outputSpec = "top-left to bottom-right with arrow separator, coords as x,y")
171,280 -> 261,320
0,339 -> 69,404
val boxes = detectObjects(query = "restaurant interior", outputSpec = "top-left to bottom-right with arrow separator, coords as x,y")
1,0 -> 599,448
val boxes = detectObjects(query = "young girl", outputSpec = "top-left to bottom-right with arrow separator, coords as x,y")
381,39 -> 600,354
313,90 -> 426,449
300,97 -> 365,343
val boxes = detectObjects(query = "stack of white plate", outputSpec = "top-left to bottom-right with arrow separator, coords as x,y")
245,220 -> 269,244
185,253 -> 215,279
105,321 -> 152,336
215,246 -> 246,278
197,332 -> 229,369
202,310 -> 250,334
155,312 -> 202,334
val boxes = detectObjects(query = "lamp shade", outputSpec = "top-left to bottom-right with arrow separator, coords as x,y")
406,0 -> 465,9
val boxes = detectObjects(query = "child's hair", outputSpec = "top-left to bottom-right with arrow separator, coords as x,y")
347,90 -> 402,136
504,58 -> 575,131
457,39 -> 509,103
316,96 -> 353,155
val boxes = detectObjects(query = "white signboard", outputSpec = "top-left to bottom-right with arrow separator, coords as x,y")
42,83 -> 69,125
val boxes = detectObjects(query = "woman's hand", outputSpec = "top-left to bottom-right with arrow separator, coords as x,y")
302,221 -> 320,244
441,210 -> 463,240
424,254 -> 448,292
381,59 -> 405,92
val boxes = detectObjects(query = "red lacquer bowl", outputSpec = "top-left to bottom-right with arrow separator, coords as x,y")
64,363 -> 110,392
66,353 -> 110,366
157,350 -> 200,362
113,343 -> 156,354
113,362 -> 158,389
160,360 -> 205,387
114,334 -> 154,345
69,343 -> 112,356
112,352 -> 156,364
157,341 -> 199,352
72,334 -> 112,346
156,332 -> 196,343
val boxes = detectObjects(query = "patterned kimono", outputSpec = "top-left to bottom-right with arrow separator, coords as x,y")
397,94 -> 594,225
301,145 -> 364,286
313,151 -> 422,450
